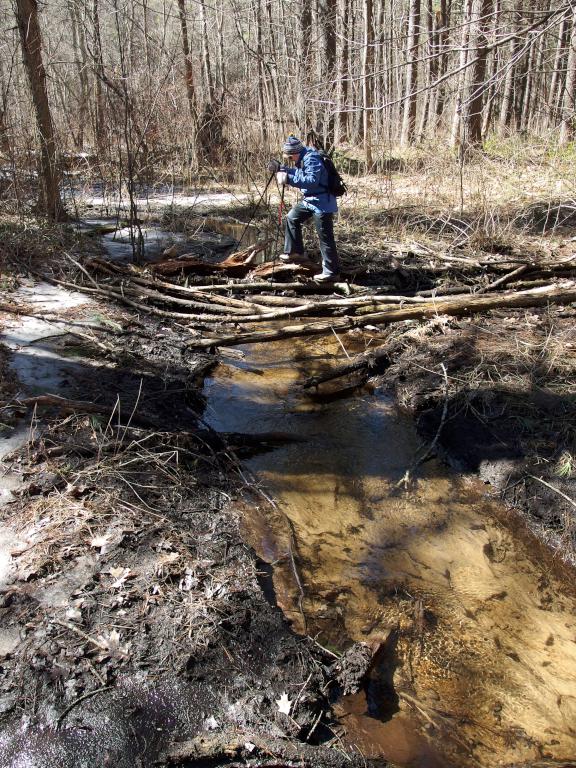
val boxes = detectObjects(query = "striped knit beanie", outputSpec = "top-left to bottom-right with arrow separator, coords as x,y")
282,135 -> 304,155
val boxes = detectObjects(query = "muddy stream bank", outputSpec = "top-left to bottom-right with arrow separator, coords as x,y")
1,209 -> 575,768
204,333 -> 576,768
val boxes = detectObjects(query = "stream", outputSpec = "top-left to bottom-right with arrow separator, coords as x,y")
204,333 -> 576,768
2,211 -> 576,767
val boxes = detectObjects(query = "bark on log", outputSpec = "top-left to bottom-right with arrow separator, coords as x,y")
157,733 -> 357,767
188,281 -> 576,349
152,241 -> 273,277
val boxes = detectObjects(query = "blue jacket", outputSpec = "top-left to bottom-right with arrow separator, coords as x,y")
285,147 -> 338,214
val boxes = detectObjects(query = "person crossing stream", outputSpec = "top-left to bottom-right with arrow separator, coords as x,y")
268,135 -> 344,283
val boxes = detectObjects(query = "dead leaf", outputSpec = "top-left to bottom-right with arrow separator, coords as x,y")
179,569 -> 199,592
108,567 -> 132,588
65,483 -> 87,498
204,715 -> 219,731
90,535 -> 111,553
65,606 -> 82,622
276,692 -> 292,716
9,539 -> 29,557
96,630 -> 130,660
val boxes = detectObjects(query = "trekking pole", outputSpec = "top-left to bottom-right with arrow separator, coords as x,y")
274,182 -> 285,255
237,170 -> 276,248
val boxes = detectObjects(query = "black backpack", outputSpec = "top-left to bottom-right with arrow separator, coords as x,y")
317,150 -> 347,197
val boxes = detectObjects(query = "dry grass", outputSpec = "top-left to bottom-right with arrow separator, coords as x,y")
0,215 -> 102,280
332,139 -> 576,264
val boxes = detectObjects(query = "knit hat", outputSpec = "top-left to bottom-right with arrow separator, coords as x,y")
282,135 -> 304,155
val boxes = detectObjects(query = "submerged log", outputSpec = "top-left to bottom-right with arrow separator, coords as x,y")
188,280 -> 576,349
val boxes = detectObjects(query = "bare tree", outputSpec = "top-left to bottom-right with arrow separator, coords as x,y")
200,0 -> 214,103
2,0 -> 576,190
336,0 -> 351,144
464,0 -> 493,146
401,0 -> 421,145
559,6 -> 576,144
362,0 -> 374,166
14,0 -> 65,220
177,0 -> 198,122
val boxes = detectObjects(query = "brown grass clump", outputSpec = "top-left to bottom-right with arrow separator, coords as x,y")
0,215 -> 101,279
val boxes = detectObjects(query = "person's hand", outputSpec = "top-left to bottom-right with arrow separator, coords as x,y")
276,171 -> 288,186
267,159 -> 281,173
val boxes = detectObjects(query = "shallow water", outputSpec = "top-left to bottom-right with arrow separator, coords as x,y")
204,335 -> 576,768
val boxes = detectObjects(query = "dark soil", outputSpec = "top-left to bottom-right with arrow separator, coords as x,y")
0,345 -> 16,403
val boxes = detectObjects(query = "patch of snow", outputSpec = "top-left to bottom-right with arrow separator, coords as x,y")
0,528 -> 20,590
101,227 -> 184,263
80,190 -> 245,213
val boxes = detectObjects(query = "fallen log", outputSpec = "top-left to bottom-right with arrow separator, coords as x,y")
188,280 -> 576,349
248,258 -> 316,280
152,241 -> 272,277
157,733 -> 355,767
85,262 -> 284,312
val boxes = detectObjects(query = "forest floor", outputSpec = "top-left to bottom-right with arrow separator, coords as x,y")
0,145 -> 575,766
0,233 -> 380,766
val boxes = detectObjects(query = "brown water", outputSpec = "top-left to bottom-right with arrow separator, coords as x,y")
204,334 -> 576,768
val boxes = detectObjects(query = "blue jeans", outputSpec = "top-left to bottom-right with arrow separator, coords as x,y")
284,202 -> 340,276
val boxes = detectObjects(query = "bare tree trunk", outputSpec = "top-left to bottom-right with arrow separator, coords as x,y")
0,43 -> 16,157
92,0 -> 107,159
362,0 -> 374,166
264,1 -> 283,130
419,0 -> 434,139
297,0 -> 312,129
68,0 -> 89,151
216,5 -> 227,92
450,0 -> 472,148
464,0 -> 492,147
401,0 -> 421,146
200,0 -> 214,103
548,12 -> 568,119
14,0 -> 65,220
0,109 -> 10,155
319,0 -> 337,146
481,0 -> 500,138
142,0 -> 151,75
177,0 -> 197,121
374,0 -> 386,145
434,0 -> 449,125
521,34 -> 543,134
518,35 -> 535,134
255,0 -> 268,142
336,0 -> 351,144
559,7 -> 576,145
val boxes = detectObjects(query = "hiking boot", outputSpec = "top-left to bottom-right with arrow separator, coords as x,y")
279,253 -> 307,263
313,272 -> 340,283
